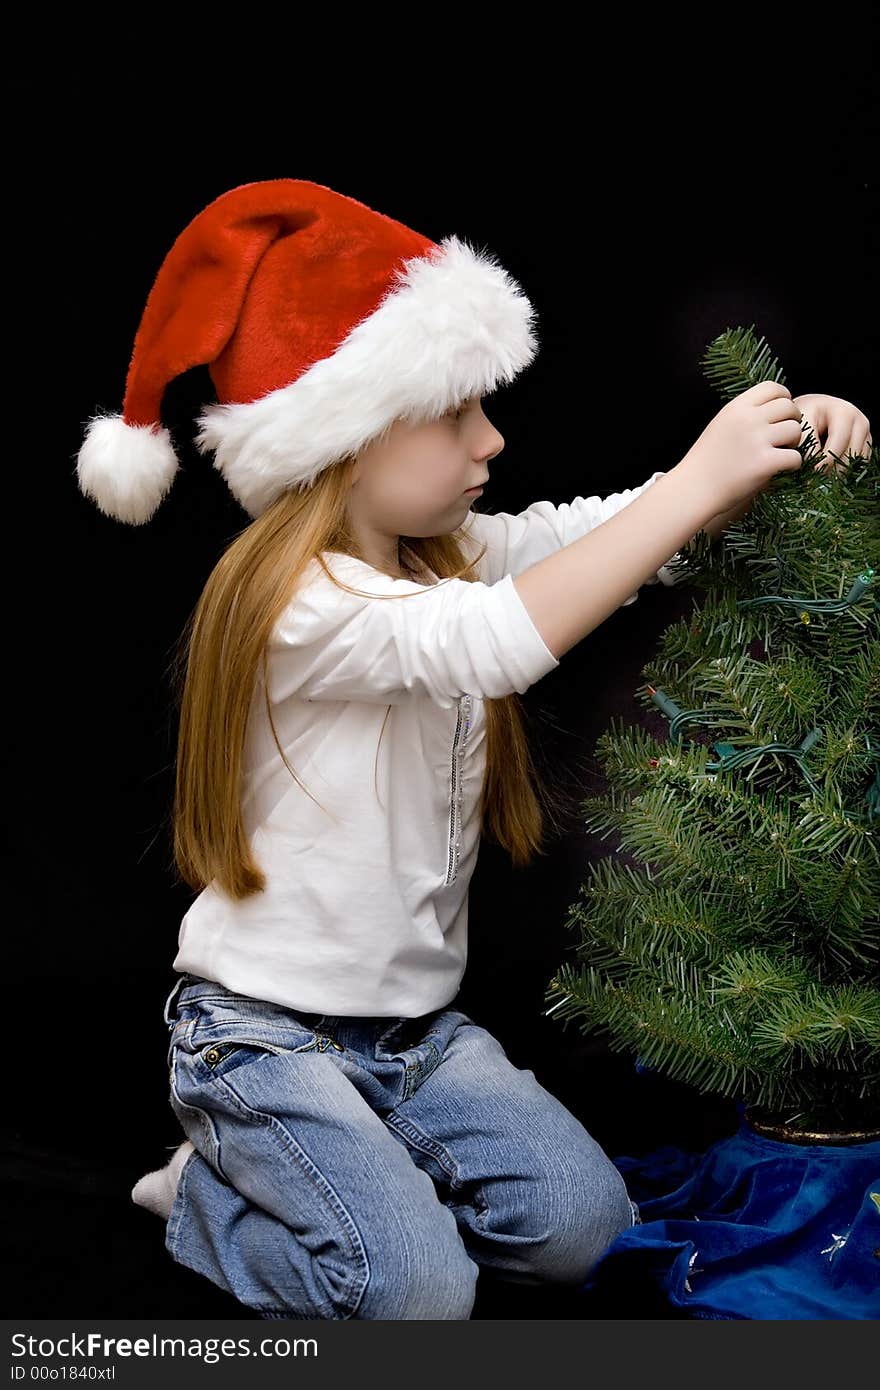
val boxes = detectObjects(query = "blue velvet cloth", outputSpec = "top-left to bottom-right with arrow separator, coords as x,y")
582,1104 -> 880,1319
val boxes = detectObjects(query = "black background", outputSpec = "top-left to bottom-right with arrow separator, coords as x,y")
5,40 -> 877,1320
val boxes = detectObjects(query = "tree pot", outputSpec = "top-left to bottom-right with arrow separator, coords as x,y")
579,1101 -> 880,1319
743,1103 -> 880,1147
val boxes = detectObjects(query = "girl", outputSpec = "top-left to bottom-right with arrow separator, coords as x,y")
76,179 -> 869,1321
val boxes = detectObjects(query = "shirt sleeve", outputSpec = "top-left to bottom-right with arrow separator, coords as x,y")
266,556 -> 561,709
460,469 -> 684,603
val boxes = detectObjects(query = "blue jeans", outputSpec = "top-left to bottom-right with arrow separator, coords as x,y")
162,973 -> 640,1319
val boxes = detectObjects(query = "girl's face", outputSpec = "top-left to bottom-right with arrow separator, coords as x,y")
348,397 -> 504,571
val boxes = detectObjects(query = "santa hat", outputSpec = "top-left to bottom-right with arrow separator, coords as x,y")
76,178 -> 540,525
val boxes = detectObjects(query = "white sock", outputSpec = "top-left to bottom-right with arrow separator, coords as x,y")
131,1140 -> 196,1219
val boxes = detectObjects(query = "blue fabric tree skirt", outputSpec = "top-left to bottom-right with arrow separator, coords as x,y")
581,1107 -> 880,1319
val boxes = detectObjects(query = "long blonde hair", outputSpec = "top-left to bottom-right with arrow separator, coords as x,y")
168,454 -> 577,900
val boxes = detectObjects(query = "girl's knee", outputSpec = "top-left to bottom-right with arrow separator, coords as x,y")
534,1159 -> 634,1284
357,1248 -> 477,1320
485,1147 -> 634,1288
353,1213 -> 478,1319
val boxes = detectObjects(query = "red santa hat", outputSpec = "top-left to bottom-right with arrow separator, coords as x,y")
76,178 -> 540,524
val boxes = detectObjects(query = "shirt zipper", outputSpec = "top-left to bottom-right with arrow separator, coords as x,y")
445,694 -> 473,885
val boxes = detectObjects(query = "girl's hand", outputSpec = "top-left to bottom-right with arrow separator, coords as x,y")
792,393 -> 873,475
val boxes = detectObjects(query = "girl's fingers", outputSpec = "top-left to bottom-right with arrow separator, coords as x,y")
810,420 -> 871,472
820,429 -> 851,474
821,435 -> 867,472
846,428 -> 872,461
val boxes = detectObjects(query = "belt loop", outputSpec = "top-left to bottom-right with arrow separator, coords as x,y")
163,973 -> 189,1026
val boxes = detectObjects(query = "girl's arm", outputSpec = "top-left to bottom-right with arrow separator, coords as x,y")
267,554 -> 562,708
512,461 -> 720,660
701,492 -> 757,540
267,463 -> 720,711
462,470 -> 682,595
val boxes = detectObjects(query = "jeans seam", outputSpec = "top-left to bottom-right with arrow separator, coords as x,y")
164,1151 -> 345,1321
384,1110 -> 491,1231
165,1134 -> 197,1258
382,1111 -> 461,1187
207,1064 -> 371,1318
169,1054 -> 221,1172
167,1019 -> 195,1069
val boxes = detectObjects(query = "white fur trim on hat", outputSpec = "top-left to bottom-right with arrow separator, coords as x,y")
194,234 -> 539,519
76,415 -> 180,526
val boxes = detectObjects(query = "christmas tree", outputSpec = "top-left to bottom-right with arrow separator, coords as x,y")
545,327 -> 879,1135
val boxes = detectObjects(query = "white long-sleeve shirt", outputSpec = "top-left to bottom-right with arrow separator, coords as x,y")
171,470 -> 682,1016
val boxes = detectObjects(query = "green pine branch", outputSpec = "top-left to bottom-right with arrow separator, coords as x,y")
545,325 -> 880,1133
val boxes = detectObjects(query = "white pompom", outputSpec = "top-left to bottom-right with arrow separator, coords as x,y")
76,414 -> 180,525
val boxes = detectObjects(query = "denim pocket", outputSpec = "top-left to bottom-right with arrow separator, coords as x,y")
192,1037 -> 318,1079
183,993 -> 324,1070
